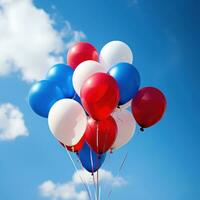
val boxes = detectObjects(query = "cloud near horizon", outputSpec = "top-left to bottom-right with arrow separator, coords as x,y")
39,168 -> 127,200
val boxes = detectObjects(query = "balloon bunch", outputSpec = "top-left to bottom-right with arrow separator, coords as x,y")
29,41 -> 166,174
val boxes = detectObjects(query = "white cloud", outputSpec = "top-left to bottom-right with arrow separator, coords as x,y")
39,169 -> 126,200
0,103 -> 28,141
73,169 -> 127,187
39,180 -> 88,200
0,0 -> 86,82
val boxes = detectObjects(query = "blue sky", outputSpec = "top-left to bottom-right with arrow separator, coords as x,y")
0,0 -> 200,199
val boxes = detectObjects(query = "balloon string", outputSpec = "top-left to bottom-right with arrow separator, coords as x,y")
76,155 -> 93,200
119,152 -> 128,172
107,152 -> 128,200
96,122 -> 102,200
99,185 -> 101,200
90,148 -> 97,200
65,148 -> 92,200
97,169 -> 100,200
89,147 -> 94,175
93,174 -> 97,200
102,133 -> 108,155
96,122 -> 99,153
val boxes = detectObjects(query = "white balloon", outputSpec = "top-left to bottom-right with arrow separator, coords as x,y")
119,100 -> 132,110
111,109 -> 136,150
100,41 -> 133,70
48,99 -> 87,146
72,60 -> 106,96
114,101 -> 131,113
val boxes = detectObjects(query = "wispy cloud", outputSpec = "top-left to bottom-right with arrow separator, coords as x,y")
0,0 -> 85,82
39,169 -> 126,200
63,21 -> 86,49
0,103 -> 28,141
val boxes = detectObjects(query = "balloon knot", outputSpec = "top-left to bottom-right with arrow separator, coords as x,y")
140,127 -> 144,132
91,173 -> 94,176
117,105 -> 120,109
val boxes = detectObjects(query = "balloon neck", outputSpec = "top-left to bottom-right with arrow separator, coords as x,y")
140,127 -> 144,132
91,172 -> 94,176
71,146 -> 75,152
110,149 -> 113,154
117,105 -> 120,109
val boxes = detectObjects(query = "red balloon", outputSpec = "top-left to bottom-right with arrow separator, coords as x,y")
131,87 -> 166,129
67,42 -> 99,69
59,135 -> 85,152
81,73 -> 120,121
85,116 -> 117,154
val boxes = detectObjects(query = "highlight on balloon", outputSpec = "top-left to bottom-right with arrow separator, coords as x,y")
28,40 -> 167,200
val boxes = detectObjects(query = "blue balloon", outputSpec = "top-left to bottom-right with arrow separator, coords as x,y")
28,80 -> 64,118
108,62 -> 140,105
78,142 -> 106,173
46,64 -> 75,98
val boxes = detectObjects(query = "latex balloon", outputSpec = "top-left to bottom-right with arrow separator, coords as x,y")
131,87 -> 167,129
46,63 -> 75,98
100,41 -> 133,70
81,73 -> 119,120
59,135 -> 85,153
48,99 -> 87,146
29,80 -> 64,118
66,135 -> 85,152
108,62 -> 140,105
111,109 -> 136,150
67,42 -> 99,69
85,116 -> 117,154
78,142 -> 106,173
73,60 -> 106,96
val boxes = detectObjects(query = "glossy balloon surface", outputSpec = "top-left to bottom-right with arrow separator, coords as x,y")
100,40 -> 133,70
48,99 -> 87,146
78,142 -> 106,173
112,109 -> 136,150
66,135 -> 85,152
67,42 -> 98,69
29,80 -> 64,118
132,87 -> 166,128
81,73 -> 119,120
73,60 -> 105,96
85,116 -> 117,154
108,62 -> 140,105
46,63 -> 75,98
